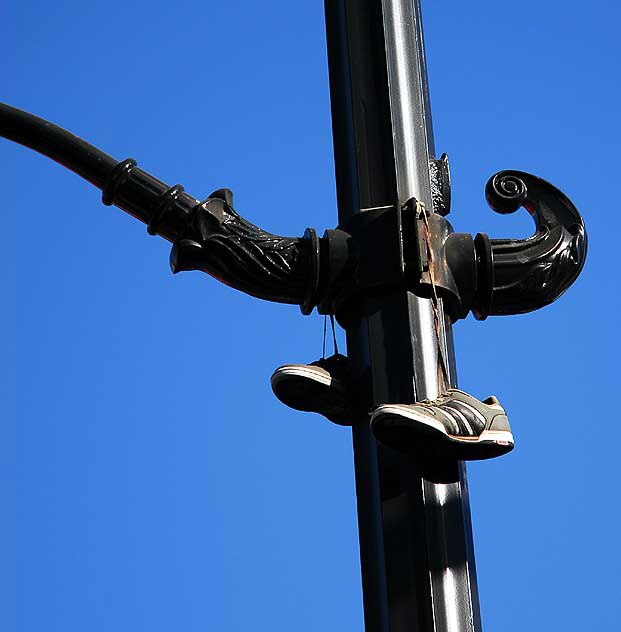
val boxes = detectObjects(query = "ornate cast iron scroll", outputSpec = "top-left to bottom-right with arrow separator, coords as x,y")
0,105 -> 587,324
477,170 -> 587,318
0,104 -> 322,311
169,189 -> 315,306
416,170 -> 588,322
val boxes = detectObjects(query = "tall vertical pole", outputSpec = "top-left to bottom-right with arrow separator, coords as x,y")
324,2 -> 482,631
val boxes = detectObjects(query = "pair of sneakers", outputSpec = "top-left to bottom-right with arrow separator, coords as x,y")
271,354 -> 513,461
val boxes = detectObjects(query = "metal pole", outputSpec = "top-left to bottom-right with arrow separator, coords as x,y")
324,1 -> 482,630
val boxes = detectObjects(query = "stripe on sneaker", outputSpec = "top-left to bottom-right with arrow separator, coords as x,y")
442,400 -> 485,435
440,403 -> 475,436
452,400 -> 486,425
433,406 -> 462,435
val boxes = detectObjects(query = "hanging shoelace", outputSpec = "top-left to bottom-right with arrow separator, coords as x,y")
322,313 -> 339,359
416,201 -> 451,393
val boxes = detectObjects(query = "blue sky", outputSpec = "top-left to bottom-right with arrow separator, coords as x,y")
2,1 -> 619,630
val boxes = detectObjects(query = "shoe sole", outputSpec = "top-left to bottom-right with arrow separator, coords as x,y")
371,405 -> 514,461
270,365 -> 351,426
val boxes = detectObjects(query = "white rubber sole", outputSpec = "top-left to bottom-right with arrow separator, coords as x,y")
371,404 -> 514,460
270,364 -> 350,425
270,364 -> 334,389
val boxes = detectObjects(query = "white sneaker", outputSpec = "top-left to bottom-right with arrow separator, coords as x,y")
270,354 -> 352,426
370,389 -> 514,461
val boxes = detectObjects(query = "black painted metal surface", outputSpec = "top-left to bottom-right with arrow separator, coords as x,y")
480,170 -> 588,318
412,169 -> 588,322
323,1 -> 482,630
0,102 -> 587,324
170,188 -> 312,305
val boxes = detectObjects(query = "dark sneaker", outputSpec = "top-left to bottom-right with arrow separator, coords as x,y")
270,354 -> 352,425
370,389 -> 513,461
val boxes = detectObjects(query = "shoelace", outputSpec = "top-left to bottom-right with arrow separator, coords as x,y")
322,313 -> 339,359
318,204 -> 449,395
417,201 -> 452,392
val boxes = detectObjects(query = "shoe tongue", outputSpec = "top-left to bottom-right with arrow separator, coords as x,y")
483,395 -> 501,407
311,357 -> 330,369
313,353 -> 346,367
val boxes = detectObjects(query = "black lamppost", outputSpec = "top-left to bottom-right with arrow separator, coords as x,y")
0,1 -> 587,631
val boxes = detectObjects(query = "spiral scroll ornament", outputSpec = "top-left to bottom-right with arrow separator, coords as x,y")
480,170 -> 587,317
485,172 -> 528,214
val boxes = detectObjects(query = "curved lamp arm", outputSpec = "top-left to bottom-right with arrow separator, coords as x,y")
170,188 -> 315,306
473,170 -> 588,318
440,170 -> 587,321
0,105 -> 588,320
0,103 -> 315,307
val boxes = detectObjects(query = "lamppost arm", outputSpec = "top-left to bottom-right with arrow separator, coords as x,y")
0,102 -> 315,306
0,102 -> 588,319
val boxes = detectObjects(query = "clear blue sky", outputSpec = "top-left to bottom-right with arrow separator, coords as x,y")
2,1 -> 619,630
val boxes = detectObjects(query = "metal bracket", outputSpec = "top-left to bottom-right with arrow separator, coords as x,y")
169,189 -> 314,306
413,170 -> 587,321
167,171 -> 587,324
475,170 -> 588,318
